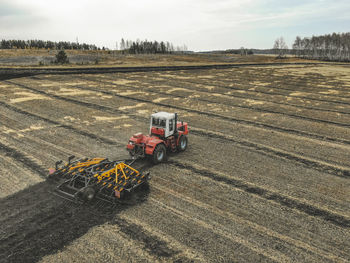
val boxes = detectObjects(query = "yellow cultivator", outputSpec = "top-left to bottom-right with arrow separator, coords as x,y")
49,156 -> 150,203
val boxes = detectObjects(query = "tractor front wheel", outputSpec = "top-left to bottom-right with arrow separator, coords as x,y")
152,144 -> 167,164
177,135 -> 188,152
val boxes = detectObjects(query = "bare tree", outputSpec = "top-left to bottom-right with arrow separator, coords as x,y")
120,38 -> 125,50
292,32 -> 350,61
240,46 -> 247,56
292,36 -> 302,57
273,37 -> 288,58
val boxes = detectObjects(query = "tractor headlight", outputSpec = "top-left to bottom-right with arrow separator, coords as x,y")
129,141 -> 134,145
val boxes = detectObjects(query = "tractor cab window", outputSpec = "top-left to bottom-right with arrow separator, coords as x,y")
152,118 -> 166,128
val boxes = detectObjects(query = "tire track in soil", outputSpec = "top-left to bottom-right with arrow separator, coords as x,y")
179,76 -> 350,107
1,133 -> 271,261
39,73 -> 350,116
209,68 -> 350,100
0,109 -> 183,261
2,66 -> 348,262
2,113 -> 349,263
190,129 -> 350,178
2,106 -> 348,231
0,119 -> 186,262
0,174 -> 181,262
8,78 -> 350,146
173,67 -> 350,94
147,197 -> 281,263
0,141 -> 47,179
131,75 -> 350,115
110,217 -> 180,259
168,161 -> 350,229
35,74 -> 350,155
3,81 -> 350,178
253,75 -> 350,98
33,77 -> 350,146
0,101 -> 121,146
151,180 -> 348,262
79,75 -> 350,128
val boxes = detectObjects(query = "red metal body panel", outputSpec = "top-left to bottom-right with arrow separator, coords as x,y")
177,122 -> 188,135
127,133 -> 165,155
151,127 -> 165,136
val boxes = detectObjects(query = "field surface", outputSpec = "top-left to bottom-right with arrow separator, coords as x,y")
1,63 -> 350,262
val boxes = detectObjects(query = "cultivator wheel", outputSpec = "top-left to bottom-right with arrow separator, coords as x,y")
48,155 -> 150,203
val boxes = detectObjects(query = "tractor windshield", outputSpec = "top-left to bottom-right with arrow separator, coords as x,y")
152,117 -> 166,128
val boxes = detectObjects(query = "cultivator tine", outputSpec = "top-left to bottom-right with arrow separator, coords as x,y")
68,155 -> 75,164
55,160 -> 62,170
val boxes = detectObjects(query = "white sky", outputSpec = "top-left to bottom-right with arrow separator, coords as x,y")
0,0 -> 349,51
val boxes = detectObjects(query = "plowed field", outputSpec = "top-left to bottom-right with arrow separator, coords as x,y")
1,63 -> 350,262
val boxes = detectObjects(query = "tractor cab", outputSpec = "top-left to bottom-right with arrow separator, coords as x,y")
150,112 -> 176,138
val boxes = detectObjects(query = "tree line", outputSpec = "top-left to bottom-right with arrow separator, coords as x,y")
0,39 -> 101,50
292,32 -> 350,61
119,38 -> 188,54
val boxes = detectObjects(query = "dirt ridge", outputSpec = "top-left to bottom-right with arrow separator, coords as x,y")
0,141 -> 47,178
0,101 -> 121,146
138,75 -> 350,114
2,84 -> 349,178
2,111 -> 348,230
169,161 -> 350,228
79,76 -> 350,128
8,79 -> 350,147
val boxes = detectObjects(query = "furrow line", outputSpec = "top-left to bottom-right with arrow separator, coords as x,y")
190,128 -> 350,178
80,76 -> 350,128
239,71 -> 350,93
201,70 -> 350,100
135,75 -> 350,115
56,79 -> 350,146
111,216 -> 181,259
0,141 -> 47,179
2,102 -> 348,230
0,101 -> 121,146
168,161 -> 350,229
11,78 -> 350,147
152,179 -> 348,262
1,183 -> 183,262
177,77 -> 350,106
149,197 -> 280,262
1,193 -> 182,262
5,82 -> 350,177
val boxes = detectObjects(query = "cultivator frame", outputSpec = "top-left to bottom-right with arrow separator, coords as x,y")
49,155 -> 150,203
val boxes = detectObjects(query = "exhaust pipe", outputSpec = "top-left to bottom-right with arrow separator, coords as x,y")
174,112 -> 178,133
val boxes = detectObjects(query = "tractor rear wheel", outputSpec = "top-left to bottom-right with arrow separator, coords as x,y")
177,135 -> 188,151
152,144 -> 167,164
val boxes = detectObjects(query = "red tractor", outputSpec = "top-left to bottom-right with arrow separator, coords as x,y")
127,112 -> 188,163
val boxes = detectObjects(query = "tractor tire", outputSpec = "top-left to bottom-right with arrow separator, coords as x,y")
177,135 -> 188,152
81,186 -> 96,202
152,144 -> 167,164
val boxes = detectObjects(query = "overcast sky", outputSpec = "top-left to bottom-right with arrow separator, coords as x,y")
0,0 -> 349,51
